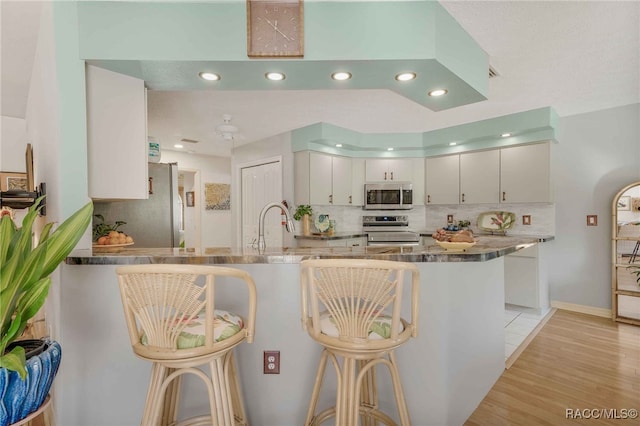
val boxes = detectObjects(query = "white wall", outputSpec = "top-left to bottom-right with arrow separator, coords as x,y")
1,116 -> 29,171
550,103 -> 640,309
160,150 -> 232,247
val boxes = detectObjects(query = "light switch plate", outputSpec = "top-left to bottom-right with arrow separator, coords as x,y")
587,215 -> 597,226
447,214 -> 454,224
522,215 -> 531,225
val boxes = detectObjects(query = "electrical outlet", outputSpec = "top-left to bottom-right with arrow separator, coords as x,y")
522,215 -> 531,225
447,214 -> 454,224
263,350 -> 280,374
587,215 -> 598,226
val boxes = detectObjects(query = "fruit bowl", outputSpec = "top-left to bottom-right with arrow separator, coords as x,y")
435,240 -> 477,252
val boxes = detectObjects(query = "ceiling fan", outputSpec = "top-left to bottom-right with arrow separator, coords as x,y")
215,114 -> 240,141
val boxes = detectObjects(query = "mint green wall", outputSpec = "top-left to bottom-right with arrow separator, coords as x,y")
75,1 -> 487,110
77,2 -> 244,60
77,1 -> 441,61
53,2 -> 88,217
291,107 -> 558,157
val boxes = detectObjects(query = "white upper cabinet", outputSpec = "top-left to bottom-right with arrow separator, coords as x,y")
410,158 -> 425,205
365,158 -> 413,182
308,152 -> 333,205
500,142 -> 551,203
425,155 -> 459,205
350,158 -> 365,206
86,65 -> 148,200
460,150 -> 500,204
295,151 -> 353,206
330,154 -> 353,205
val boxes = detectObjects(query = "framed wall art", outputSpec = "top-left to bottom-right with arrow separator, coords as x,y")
618,196 -> 631,211
0,172 -> 28,192
186,191 -> 195,207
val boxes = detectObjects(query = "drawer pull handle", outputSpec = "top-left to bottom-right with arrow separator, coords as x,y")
461,193 -> 465,203
427,195 -> 431,203
502,191 -> 506,201
384,172 -> 387,180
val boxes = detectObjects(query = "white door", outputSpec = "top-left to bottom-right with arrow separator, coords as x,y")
241,161 -> 283,248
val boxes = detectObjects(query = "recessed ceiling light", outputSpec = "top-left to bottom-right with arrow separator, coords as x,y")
395,72 -> 416,81
428,89 -> 448,97
265,72 -> 286,81
501,132 -> 512,137
331,72 -> 352,81
449,142 -> 457,146
387,147 -> 394,151
174,144 -> 184,149
199,72 -> 220,81
335,144 -> 343,148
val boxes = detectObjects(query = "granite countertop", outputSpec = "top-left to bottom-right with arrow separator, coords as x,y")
418,230 -> 555,243
66,235 -> 549,265
294,232 -> 366,240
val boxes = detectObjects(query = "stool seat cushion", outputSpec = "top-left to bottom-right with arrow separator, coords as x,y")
319,311 -> 404,340
141,309 -> 244,349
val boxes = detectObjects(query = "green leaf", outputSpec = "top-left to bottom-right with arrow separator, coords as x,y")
0,215 -> 17,264
41,201 -> 93,278
17,277 -> 50,324
0,346 -> 27,379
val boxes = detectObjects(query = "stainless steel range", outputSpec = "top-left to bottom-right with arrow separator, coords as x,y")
362,215 -> 420,246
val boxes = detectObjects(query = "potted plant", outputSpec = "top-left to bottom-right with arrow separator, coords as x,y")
294,205 -> 313,236
628,264 -> 640,286
0,197 -> 93,426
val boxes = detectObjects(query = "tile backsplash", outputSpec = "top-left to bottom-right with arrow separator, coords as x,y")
306,203 -> 555,236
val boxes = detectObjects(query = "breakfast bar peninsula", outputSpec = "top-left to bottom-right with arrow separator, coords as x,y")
62,236 -> 550,426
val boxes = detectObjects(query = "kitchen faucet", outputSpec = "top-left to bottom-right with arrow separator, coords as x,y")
257,202 -> 295,250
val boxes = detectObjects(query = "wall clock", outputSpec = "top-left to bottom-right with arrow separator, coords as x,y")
247,0 -> 304,58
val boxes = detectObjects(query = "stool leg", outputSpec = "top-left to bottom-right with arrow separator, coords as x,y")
161,369 -> 181,426
387,351 -> 410,426
143,363 -> 168,426
342,357 -> 359,426
358,360 -> 379,426
226,351 -> 248,425
304,349 -> 330,426
209,357 -> 228,425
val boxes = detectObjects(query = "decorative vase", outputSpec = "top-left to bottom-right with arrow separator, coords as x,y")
0,339 -> 61,426
302,214 -> 311,236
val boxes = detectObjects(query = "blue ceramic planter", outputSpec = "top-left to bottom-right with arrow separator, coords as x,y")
0,340 -> 61,426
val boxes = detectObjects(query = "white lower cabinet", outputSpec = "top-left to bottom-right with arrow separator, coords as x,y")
504,244 -> 549,312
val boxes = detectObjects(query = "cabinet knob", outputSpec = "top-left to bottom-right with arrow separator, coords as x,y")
384,172 -> 387,180
390,172 -> 394,180
461,193 -> 465,203
502,191 -> 506,201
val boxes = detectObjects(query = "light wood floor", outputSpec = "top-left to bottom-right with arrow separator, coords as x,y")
466,309 -> 640,426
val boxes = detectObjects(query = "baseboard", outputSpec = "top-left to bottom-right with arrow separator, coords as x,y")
505,308 -> 556,369
550,300 -> 611,318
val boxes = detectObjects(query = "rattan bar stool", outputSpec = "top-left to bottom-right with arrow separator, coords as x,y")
300,259 -> 420,426
116,264 -> 257,426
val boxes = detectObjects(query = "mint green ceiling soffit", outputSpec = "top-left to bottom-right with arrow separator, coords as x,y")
291,107 -> 559,158
78,1 -> 488,111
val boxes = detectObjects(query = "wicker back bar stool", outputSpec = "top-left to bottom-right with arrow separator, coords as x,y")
116,264 -> 257,426
300,259 -> 420,426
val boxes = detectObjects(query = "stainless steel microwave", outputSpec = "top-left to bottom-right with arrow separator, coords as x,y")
364,182 -> 413,210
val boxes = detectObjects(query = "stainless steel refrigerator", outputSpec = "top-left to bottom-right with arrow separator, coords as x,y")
93,162 -> 181,248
